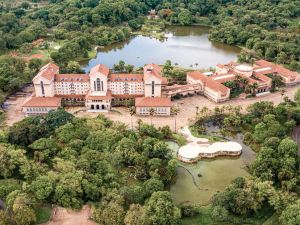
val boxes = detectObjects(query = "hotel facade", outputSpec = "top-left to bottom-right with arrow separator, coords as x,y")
23,63 -> 172,116
22,60 -> 299,116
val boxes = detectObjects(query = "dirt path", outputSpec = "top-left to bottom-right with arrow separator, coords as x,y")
3,85 -> 33,126
42,205 -> 99,225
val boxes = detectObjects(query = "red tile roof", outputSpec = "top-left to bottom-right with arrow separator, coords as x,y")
112,94 -> 144,99
56,94 -> 87,98
255,60 -> 298,79
90,64 -> 110,76
110,74 -> 143,82
253,67 -> 275,76
255,60 -> 274,68
86,91 -> 112,100
212,73 -> 236,83
36,63 -> 59,81
135,97 -> 172,107
144,63 -> 168,84
274,65 -> 298,79
216,62 -> 238,70
163,84 -> 201,92
254,74 -> 272,83
187,71 -> 230,95
22,97 -> 61,107
55,74 -> 89,82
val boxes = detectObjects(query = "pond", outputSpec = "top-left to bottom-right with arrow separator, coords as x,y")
167,132 -> 255,205
81,26 -> 240,72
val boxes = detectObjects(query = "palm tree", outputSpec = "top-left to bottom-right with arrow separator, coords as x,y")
246,83 -> 258,96
235,74 -> 243,87
128,106 -> 136,129
240,78 -> 249,90
171,106 -> 180,132
149,108 -> 155,125
251,83 -> 258,95
200,106 -> 209,118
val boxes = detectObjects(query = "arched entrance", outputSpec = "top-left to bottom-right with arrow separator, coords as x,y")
91,105 -> 94,110
96,105 -> 100,110
101,105 -> 105,110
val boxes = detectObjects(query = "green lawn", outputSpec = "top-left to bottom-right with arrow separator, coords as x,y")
189,125 -> 225,142
35,205 -> 52,224
182,206 -> 218,225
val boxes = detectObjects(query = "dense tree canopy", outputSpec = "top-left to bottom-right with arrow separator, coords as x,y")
0,0 -> 299,75
0,110 -> 179,224
202,96 -> 300,223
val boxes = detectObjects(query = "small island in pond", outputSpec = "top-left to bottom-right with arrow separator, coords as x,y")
177,126 -> 242,163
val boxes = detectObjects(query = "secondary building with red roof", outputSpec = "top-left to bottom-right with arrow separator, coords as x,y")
187,71 -> 230,102
22,97 -> 61,115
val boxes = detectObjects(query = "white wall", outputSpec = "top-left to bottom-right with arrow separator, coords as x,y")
33,77 -> 55,97
144,75 -> 162,97
89,72 -> 108,96
54,81 -> 90,95
136,106 -> 171,116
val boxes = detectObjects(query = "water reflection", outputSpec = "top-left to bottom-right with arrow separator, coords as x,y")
167,131 -> 255,205
81,26 -> 240,72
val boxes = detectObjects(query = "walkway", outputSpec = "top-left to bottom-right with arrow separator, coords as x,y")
4,84 -> 300,130
41,205 -> 98,225
75,85 -> 300,131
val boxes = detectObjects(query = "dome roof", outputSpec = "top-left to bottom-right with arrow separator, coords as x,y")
235,65 -> 253,72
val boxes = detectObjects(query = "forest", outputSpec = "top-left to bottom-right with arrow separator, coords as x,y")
0,0 -> 300,224
0,0 -> 300,103
0,110 -> 183,224
1,95 -> 300,224
187,93 -> 300,224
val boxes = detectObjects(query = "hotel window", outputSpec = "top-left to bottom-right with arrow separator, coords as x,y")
96,78 -> 101,91
40,81 -> 45,95
152,81 -> 155,95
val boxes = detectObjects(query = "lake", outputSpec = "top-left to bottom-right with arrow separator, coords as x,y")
81,26 -> 240,72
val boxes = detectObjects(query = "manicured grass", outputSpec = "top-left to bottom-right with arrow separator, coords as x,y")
35,205 -> 52,224
189,125 -> 224,142
182,206 -> 217,225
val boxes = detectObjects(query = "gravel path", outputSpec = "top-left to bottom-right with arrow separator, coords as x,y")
41,205 -> 99,225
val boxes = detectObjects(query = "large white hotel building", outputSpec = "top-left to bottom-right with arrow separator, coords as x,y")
22,59 -> 299,116
22,63 -> 172,116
